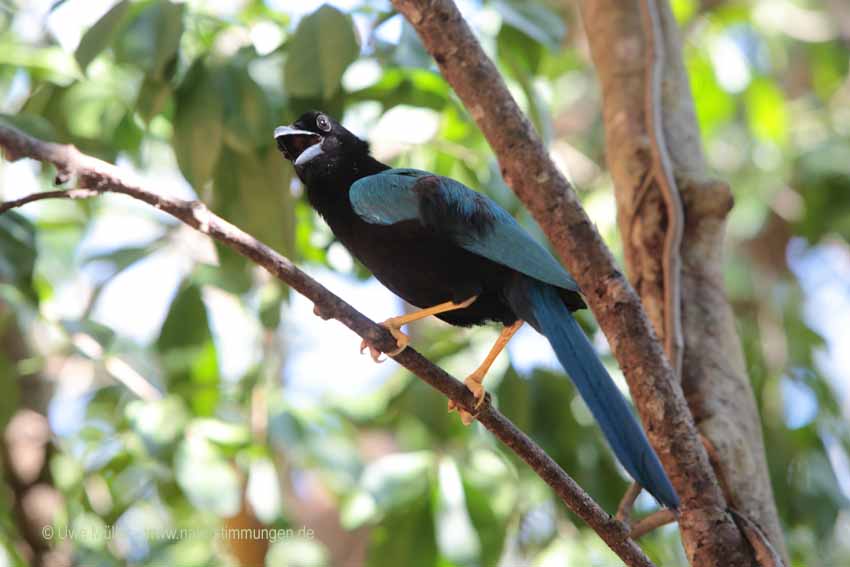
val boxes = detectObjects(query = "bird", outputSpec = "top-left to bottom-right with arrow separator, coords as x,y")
274,111 -> 679,509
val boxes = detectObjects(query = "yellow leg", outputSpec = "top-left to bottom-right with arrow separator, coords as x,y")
449,319 -> 524,424
360,295 -> 478,362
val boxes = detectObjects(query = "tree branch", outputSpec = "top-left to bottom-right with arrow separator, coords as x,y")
0,124 -> 655,567
580,0 -> 787,563
388,0 -> 742,563
631,509 -> 677,540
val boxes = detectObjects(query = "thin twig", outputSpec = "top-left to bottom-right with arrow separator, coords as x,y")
616,482 -> 643,525
0,124 -> 654,567
630,509 -> 677,539
638,0 -> 685,378
0,188 -> 99,214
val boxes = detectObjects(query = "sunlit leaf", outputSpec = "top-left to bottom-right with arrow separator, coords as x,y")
175,435 -> 241,517
686,50 -> 735,136
746,77 -> 788,147
126,396 -> 189,450
349,68 -> 449,111
0,42 -> 81,84
360,452 -> 432,512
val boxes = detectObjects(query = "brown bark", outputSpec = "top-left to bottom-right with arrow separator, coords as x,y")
0,124 -> 655,567
580,0 -> 787,563
390,1 -> 761,565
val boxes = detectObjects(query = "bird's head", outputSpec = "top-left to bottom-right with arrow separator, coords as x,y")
274,111 -> 367,181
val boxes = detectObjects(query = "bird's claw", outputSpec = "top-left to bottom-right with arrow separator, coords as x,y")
359,319 -> 409,363
359,339 -> 386,363
448,373 -> 486,425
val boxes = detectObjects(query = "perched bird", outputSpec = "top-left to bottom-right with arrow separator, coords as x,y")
275,111 -> 679,509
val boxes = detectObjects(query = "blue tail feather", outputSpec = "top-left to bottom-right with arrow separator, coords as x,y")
508,277 -> 679,509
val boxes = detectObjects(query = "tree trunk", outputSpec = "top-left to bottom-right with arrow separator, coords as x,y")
579,0 -> 787,563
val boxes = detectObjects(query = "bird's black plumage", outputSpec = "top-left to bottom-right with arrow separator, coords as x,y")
276,111 -> 582,326
275,111 -> 679,509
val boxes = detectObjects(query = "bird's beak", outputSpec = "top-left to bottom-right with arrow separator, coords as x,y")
274,125 -> 324,166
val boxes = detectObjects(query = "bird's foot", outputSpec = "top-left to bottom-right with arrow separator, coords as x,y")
448,372 -> 486,425
359,318 -> 410,363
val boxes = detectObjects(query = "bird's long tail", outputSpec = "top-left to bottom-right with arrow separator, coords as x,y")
506,276 -> 679,509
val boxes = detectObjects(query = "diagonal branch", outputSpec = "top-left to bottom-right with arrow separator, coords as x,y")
0,124 -> 655,567
387,2 -> 749,565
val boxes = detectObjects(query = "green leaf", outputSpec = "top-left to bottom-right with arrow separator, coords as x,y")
349,68 -> 449,111
498,24 -> 544,76
83,241 -> 164,273
212,146 -> 294,257
284,5 -> 360,99
157,282 -> 210,353
746,77 -> 788,147
214,64 -> 272,153
114,0 -> 185,79
492,0 -> 566,52
0,212 -> 38,303
173,60 -> 224,189
670,0 -> 698,23
75,0 -> 132,72
194,244 -> 254,295
0,42 -> 81,85
462,475 -> 508,567
0,113 -> 56,141
192,418 -> 251,451
136,75 -> 172,123
365,488 -> 437,567
126,396 -> 189,450
686,51 -> 734,136
156,281 -> 219,413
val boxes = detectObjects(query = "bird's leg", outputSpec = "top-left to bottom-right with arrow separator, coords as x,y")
359,295 -> 478,362
449,319 -> 524,424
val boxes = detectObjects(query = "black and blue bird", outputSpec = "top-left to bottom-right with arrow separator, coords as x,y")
274,111 -> 679,509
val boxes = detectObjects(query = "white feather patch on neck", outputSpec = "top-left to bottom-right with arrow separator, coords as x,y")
295,143 -> 324,166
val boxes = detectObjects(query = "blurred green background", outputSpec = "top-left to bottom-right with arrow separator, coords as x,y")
0,0 -> 848,566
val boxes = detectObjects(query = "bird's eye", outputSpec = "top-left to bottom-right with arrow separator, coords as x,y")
316,114 -> 331,132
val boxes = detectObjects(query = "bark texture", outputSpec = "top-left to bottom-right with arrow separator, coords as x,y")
580,0 -> 787,563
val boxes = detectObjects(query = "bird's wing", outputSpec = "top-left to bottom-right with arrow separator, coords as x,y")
350,168 -> 579,291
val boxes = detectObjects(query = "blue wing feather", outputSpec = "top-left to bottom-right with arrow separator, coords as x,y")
350,169 -> 579,292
